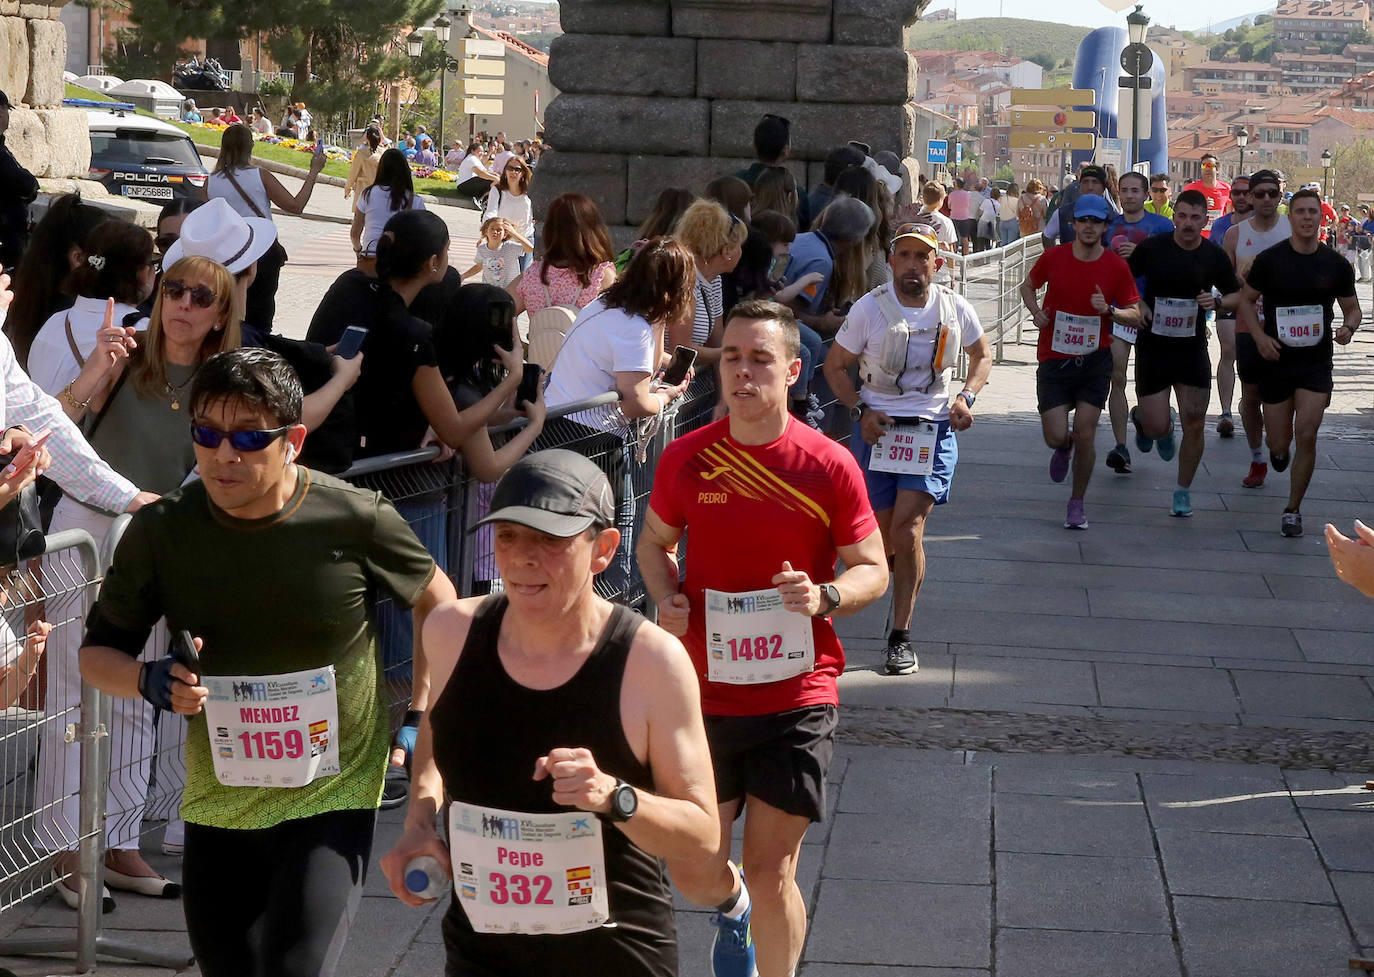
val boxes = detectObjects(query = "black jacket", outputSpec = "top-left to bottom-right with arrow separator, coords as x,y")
0,133 -> 39,267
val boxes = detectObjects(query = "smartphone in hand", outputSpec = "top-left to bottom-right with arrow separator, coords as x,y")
171,630 -> 201,675
661,345 -> 697,387
515,363 -> 542,409
336,326 -> 367,359
767,252 -> 792,284
488,302 -> 515,352
4,428 -> 52,477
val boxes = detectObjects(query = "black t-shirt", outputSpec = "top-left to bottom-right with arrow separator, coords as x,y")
353,290 -> 440,458
1128,235 -> 1240,352
1246,240 -> 1356,366
307,269 -> 384,348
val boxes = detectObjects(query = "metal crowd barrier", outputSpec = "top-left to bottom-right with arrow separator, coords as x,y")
946,234 -> 1044,368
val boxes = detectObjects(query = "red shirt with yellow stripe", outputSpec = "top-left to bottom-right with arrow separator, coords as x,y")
649,416 -> 878,716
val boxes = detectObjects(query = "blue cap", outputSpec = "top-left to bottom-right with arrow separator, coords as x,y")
1074,195 -> 1110,221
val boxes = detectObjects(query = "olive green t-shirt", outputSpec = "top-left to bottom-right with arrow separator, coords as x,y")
85,467 -> 437,830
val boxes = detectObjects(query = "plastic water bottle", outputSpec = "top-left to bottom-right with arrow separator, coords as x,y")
404,856 -> 448,900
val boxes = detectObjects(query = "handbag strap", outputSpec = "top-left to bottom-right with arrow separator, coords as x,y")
221,168 -> 268,219
64,316 -> 85,368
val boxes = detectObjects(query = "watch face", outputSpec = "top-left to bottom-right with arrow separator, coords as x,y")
614,783 -> 638,819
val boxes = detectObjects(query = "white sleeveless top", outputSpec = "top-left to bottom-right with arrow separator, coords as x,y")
1235,215 -> 1292,267
209,167 -> 273,222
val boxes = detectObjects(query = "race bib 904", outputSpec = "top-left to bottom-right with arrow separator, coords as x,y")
1275,305 -> 1323,347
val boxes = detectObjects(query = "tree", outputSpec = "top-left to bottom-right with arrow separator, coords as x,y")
1027,52 -> 1056,71
1237,40 -> 1254,61
99,0 -> 445,123
995,163 -> 1016,185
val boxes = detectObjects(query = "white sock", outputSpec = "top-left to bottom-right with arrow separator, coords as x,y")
717,863 -> 751,919
1252,447 -> 1264,463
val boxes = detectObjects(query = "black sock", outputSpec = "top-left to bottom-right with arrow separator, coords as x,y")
889,629 -> 910,645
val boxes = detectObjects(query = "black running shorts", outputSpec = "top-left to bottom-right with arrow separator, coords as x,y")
1036,347 -> 1113,412
704,705 -> 838,823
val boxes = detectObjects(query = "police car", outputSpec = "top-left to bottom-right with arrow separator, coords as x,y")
84,105 -> 209,204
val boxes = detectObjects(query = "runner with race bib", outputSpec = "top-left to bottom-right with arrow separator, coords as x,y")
1237,187 -> 1361,538
1127,189 -> 1242,517
639,299 -> 888,977
79,349 -> 454,977
1019,193 -> 1141,529
382,449 -> 719,976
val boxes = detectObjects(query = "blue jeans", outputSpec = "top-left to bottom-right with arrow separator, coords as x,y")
999,219 -> 1020,247
794,322 -> 825,400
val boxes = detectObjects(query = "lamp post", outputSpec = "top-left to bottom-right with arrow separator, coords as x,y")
1322,147 -> 1334,201
408,18 -> 462,158
1127,5 -> 1150,169
1235,126 -> 1248,180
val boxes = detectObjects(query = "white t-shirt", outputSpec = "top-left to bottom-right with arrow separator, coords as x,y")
917,208 -> 957,284
477,241 -> 524,288
493,150 -> 515,174
356,186 -> 427,255
458,155 -> 495,184
835,283 -> 985,421
545,299 -> 657,428
482,187 -> 535,239
692,272 -> 723,346
29,296 -> 147,395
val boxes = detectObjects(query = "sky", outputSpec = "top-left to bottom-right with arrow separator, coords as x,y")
936,0 -> 1271,33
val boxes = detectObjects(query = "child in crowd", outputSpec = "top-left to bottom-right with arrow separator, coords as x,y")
463,218 -> 532,289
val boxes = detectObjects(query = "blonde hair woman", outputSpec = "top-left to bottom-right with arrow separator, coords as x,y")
671,198 -> 749,367
35,255 -> 241,911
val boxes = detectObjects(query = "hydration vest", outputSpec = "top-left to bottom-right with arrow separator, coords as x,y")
857,283 -> 962,397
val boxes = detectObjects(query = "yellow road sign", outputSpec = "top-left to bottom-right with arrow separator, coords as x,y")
1009,131 -> 1097,150
460,38 -> 506,58
1011,88 -> 1094,106
462,58 -> 506,77
462,97 -> 504,115
455,77 -> 504,97
1010,109 -> 1096,127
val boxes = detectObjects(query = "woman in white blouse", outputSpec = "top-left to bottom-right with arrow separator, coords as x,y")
482,157 -> 535,271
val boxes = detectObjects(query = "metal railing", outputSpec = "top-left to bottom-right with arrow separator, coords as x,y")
945,233 -> 1044,366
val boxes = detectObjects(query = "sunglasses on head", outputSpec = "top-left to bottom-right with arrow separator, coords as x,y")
154,234 -> 178,252
190,424 -> 292,452
763,112 -> 791,127
162,278 -> 217,309
1251,188 -> 1281,199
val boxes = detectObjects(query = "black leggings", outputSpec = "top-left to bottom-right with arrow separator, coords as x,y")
182,808 -> 376,977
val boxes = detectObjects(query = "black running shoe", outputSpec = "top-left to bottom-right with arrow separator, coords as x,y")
884,641 -> 918,675
381,767 -> 409,809
1270,451 -> 1291,473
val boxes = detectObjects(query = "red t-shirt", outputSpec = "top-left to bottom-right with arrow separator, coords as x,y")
1183,180 -> 1231,237
648,416 -> 878,717
1027,244 -> 1140,361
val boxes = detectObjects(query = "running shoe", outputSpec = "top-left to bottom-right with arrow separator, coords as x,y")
1242,461 -> 1267,488
884,641 -> 918,675
1281,511 -> 1303,537
1129,405 -> 1152,454
1270,450 -> 1291,473
1065,498 -> 1088,530
161,817 -> 185,856
1171,489 -> 1193,517
1105,446 -> 1131,474
1156,409 -> 1179,462
1049,443 -> 1072,483
1217,414 -> 1235,438
381,766 -> 409,809
710,903 -> 756,977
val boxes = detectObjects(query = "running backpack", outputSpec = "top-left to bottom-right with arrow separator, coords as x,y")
858,283 -> 962,397
525,282 -> 579,370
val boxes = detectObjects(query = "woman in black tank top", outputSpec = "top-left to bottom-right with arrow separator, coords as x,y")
429,594 -> 677,977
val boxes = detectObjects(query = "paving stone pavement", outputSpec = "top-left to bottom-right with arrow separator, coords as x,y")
1,186 -> 1372,973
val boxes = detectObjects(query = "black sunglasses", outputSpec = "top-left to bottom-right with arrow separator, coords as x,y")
1251,189 -> 1281,199
190,424 -> 292,452
163,278 -> 217,309
1150,187 -> 1168,192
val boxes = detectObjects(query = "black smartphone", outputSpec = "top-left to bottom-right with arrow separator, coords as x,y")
488,302 -> 515,351
661,345 -> 697,386
515,362 -> 541,409
171,630 -> 200,675
336,325 -> 367,359
767,252 -> 792,283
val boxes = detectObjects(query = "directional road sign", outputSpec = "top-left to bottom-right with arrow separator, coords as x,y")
1010,88 -> 1095,106
1010,109 -> 1096,127
1010,131 -> 1097,151
927,139 -> 947,164
956,142 -> 963,165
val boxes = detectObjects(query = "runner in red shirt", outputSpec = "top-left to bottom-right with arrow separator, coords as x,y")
1183,153 -> 1232,238
638,298 -> 887,977
1019,193 -> 1141,529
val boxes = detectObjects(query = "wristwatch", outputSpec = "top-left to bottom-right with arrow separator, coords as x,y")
957,389 -> 976,409
816,583 -> 841,617
608,779 -> 638,822
849,401 -> 868,422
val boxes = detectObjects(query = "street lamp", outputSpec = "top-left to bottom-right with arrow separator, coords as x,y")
405,30 -> 423,58
1322,147 -> 1334,200
1235,126 -> 1248,180
1126,5 -> 1150,169
433,14 -> 453,153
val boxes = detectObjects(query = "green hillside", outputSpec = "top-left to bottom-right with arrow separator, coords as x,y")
907,16 -> 1090,74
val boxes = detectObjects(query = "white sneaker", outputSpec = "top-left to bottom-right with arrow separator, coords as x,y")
161,817 -> 185,856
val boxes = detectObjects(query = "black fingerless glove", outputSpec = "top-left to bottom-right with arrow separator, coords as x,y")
137,656 -> 180,711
